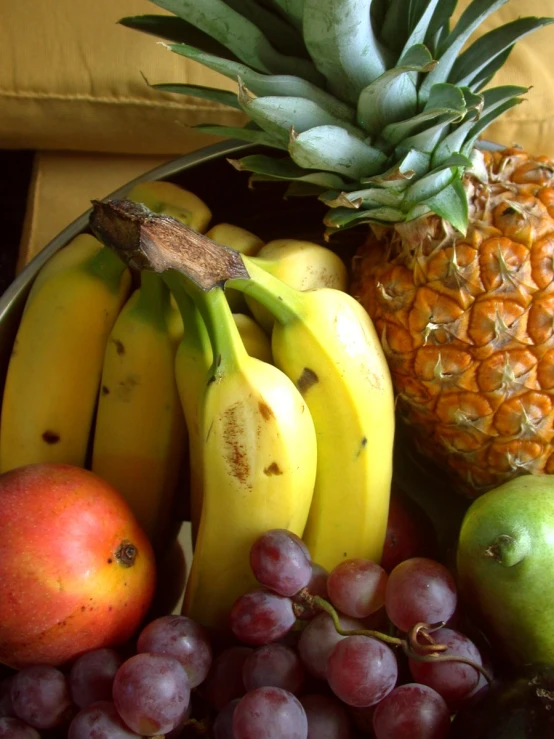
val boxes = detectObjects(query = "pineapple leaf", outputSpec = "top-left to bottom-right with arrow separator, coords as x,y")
424,0 -> 458,53
424,176 -> 468,234
288,125 -> 388,179
362,149 -> 432,185
229,153 -> 350,189
463,98 -> 523,153
356,45 -> 435,136
119,14 -> 240,60
238,87 -> 366,148
380,0 -> 417,52
396,117 -> 459,156
404,153 -> 472,205
147,0 -> 323,83
470,47 -> 513,91
382,83 -> 466,148
321,187 -> 403,208
451,16 -> 554,89
324,205 -> 406,232
194,124 -> 286,149
419,0 -> 510,103
400,0 -> 442,55
302,0 -> 387,105
166,43 -> 355,121
223,0 -> 308,58
151,83 -> 243,109
259,0 -> 304,31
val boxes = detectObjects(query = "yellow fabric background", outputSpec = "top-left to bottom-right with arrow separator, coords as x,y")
2,0 -> 553,264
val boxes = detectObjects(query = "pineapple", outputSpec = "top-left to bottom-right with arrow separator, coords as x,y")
121,0 -> 554,496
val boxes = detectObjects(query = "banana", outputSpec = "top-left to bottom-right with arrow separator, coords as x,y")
205,223 -> 264,256
165,273 -> 213,548
91,271 -> 187,552
230,259 -> 395,570
167,279 -> 275,548
126,181 -> 212,233
205,223 -> 264,312
245,239 -> 349,332
0,239 -> 131,473
88,199 -> 391,574
179,285 -> 317,630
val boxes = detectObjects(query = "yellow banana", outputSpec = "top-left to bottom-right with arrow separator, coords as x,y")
0,239 -> 131,472
230,259 -> 395,570
205,223 -> 264,256
91,271 -> 187,552
205,223 -> 264,312
245,239 -> 349,332
165,274 -> 213,548
126,180 -> 212,233
179,286 -> 317,630
167,279 -> 275,548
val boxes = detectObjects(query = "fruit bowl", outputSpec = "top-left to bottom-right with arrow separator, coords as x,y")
0,138 -> 468,570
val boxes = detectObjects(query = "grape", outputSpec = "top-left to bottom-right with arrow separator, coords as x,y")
233,687 -> 308,739
0,717 -> 40,739
137,615 -> 213,687
408,627 -> 483,708
250,530 -> 312,596
112,652 -> 190,736
230,590 -> 296,645
372,683 -> 451,739
381,488 -> 438,572
243,644 -> 305,695
68,701 -> 141,739
327,635 -> 398,708
69,648 -> 123,708
299,694 -> 352,739
297,612 -> 364,680
213,699 -> 240,739
0,678 -> 14,718
204,647 -> 253,711
10,665 -> 72,729
327,559 -> 388,618
385,558 -> 457,632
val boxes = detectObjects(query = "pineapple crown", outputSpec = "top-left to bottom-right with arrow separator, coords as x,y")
120,0 -> 553,236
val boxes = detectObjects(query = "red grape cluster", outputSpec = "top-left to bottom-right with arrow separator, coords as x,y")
0,615 -> 212,738
0,511 -> 491,739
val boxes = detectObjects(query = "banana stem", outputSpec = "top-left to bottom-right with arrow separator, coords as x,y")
84,242 -> 128,288
226,258 -> 302,326
195,287 -> 248,374
135,270 -> 170,329
89,199 -> 248,289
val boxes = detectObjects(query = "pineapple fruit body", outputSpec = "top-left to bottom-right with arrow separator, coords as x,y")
353,147 -> 554,495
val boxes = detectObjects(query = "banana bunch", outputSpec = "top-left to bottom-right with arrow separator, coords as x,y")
89,198 -> 396,631
171,279 -> 318,629
0,234 -> 131,472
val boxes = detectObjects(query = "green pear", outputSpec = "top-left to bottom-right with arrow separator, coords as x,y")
456,475 -> 554,667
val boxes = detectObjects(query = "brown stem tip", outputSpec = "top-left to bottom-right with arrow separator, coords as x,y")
89,199 -> 249,290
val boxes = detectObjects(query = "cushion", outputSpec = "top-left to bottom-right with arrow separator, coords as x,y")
1,0 -> 553,156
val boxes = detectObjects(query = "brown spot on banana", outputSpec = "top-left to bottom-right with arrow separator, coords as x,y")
112,338 -> 125,355
297,368 -> 319,394
222,401 -> 250,484
258,402 -> 274,420
42,430 -> 60,444
264,462 -> 282,475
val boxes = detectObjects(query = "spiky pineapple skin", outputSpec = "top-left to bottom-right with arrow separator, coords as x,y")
352,147 -> 554,496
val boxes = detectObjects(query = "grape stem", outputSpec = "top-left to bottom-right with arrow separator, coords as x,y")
296,589 -> 493,684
